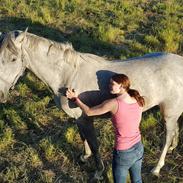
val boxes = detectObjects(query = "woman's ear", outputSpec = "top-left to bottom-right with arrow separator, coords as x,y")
120,85 -> 124,89
120,85 -> 126,92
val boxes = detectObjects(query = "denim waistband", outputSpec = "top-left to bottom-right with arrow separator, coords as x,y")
113,141 -> 142,153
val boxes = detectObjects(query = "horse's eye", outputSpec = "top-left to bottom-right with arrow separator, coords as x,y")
12,58 -> 16,62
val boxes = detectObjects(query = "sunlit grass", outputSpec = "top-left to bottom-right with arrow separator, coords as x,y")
3,108 -> 27,130
65,127 -> 78,144
39,137 -> 56,161
26,147 -> 43,168
0,0 -> 183,182
0,127 -> 14,152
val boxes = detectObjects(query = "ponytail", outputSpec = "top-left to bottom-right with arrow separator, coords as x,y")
128,89 -> 145,107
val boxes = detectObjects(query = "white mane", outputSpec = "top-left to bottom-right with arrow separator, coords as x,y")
26,32 -> 108,68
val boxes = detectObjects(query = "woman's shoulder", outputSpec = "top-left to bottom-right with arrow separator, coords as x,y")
117,96 -> 137,105
105,98 -> 118,105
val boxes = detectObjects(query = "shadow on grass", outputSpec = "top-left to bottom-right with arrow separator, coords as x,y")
141,106 -> 183,183
0,16 -> 121,58
0,15 -> 183,183
0,16 -> 121,181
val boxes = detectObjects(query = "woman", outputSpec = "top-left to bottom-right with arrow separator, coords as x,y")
66,73 -> 145,183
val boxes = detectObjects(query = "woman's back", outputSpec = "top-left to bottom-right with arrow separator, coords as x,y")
112,98 -> 142,150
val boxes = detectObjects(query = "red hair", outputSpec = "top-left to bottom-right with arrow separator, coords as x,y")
111,74 -> 145,107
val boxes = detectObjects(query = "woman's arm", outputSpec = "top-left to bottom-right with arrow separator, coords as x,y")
66,89 -> 116,116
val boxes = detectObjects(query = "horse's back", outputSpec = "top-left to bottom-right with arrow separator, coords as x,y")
125,52 -> 183,62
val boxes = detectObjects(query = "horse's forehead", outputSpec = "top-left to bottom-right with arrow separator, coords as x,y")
0,30 -> 20,44
0,32 -> 6,48
0,31 -> 21,55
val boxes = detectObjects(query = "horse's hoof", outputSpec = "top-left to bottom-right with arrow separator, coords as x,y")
79,154 -> 90,163
151,168 -> 160,177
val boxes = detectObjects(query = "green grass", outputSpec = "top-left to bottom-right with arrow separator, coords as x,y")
0,0 -> 183,182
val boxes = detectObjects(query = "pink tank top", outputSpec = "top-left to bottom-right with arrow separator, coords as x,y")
112,98 -> 142,150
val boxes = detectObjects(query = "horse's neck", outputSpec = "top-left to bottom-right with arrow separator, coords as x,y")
70,55 -> 113,92
23,35 -> 113,94
23,40 -> 66,94
27,61 -> 62,94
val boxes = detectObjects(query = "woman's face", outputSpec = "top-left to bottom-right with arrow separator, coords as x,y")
109,79 -> 123,94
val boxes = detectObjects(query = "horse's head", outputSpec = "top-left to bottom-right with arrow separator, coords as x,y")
0,29 -> 28,103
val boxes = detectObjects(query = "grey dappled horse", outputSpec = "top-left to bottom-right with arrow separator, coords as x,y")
0,29 -> 182,178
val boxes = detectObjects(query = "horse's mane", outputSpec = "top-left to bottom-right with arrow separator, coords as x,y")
26,32 -> 107,68
1,31 -> 108,67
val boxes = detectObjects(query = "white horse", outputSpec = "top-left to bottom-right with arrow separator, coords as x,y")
0,29 -> 182,179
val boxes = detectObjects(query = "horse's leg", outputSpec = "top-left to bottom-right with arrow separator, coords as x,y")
76,117 -> 104,178
59,97 -> 93,161
151,108 -> 181,176
82,139 -> 92,161
76,119 -> 92,162
169,122 -> 179,151
59,96 -> 104,177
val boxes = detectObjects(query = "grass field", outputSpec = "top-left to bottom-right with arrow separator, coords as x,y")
0,0 -> 183,182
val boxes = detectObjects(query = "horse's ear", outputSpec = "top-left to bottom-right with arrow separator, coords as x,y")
15,27 -> 28,43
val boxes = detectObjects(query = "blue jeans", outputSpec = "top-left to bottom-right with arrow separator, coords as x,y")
112,141 -> 144,183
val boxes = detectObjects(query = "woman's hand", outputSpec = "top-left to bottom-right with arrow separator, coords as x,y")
66,88 -> 77,100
